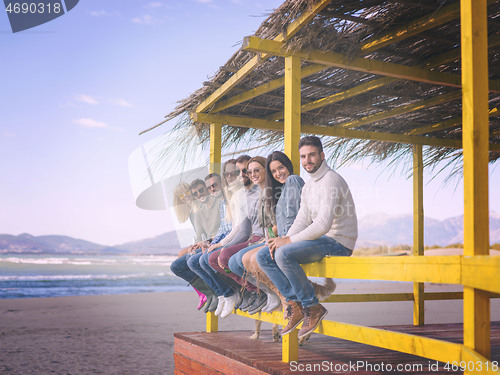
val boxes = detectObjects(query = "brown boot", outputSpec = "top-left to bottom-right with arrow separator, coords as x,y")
298,303 -> 328,339
281,301 -> 304,336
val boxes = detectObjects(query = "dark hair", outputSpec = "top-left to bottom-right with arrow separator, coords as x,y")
235,154 -> 251,164
190,179 -> 206,190
298,136 -> 323,154
204,173 -> 221,181
264,151 -> 294,217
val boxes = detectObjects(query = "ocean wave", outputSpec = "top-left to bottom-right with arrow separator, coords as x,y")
0,255 -> 177,266
0,272 -> 172,282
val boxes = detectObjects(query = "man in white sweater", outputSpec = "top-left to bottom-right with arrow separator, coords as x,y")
256,136 -> 357,339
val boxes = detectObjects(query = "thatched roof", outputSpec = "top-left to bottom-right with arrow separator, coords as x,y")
151,0 -> 500,177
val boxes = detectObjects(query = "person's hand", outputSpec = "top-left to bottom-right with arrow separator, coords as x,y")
205,243 -> 221,254
187,244 -> 198,254
267,236 -> 291,260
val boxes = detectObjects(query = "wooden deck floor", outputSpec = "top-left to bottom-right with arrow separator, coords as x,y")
174,321 -> 500,374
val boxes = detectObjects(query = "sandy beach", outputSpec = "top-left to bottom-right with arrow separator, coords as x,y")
1,282 -> 499,374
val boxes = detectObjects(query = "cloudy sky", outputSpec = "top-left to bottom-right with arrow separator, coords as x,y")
1,0 -> 498,246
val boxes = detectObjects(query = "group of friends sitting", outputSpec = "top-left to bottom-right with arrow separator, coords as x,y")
170,136 -> 358,340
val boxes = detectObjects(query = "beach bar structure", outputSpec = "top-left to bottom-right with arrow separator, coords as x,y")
143,0 -> 500,373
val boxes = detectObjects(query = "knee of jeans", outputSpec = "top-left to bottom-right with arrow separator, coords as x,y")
186,255 -> 198,270
170,258 -> 184,276
255,248 -> 269,267
274,249 -> 288,266
227,256 -> 239,273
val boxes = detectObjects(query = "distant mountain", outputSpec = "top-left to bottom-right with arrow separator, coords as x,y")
3,212 -> 499,254
0,233 -> 125,255
114,230 -> 189,255
0,230 -> 188,255
357,211 -> 500,248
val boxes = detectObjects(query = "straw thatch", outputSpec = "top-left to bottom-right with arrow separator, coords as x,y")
156,0 -> 500,178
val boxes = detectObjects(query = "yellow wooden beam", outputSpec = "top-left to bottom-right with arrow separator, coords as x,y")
461,0 -> 491,361
209,123 -> 222,174
410,107 -> 500,136
319,320 -> 463,364
322,291 -> 467,303
243,36 -> 462,88
362,1 -> 457,53
267,76 -> 399,121
284,55 -> 301,173
361,0 -> 498,53
282,329 -> 298,363
300,255 -> 500,294
211,64 -> 325,114
265,35 -> 500,122
195,0 -> 331,114
413,144 -> 425,326
243,36 -> 500,93
192,112 -> 500,151
206,311 -> 218,332
338,91 -> 462,129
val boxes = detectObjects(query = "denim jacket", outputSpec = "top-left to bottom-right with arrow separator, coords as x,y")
275,175 -> 304,237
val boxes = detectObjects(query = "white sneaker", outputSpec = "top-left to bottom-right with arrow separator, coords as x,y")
220,293 -> 239,318
214,296 -> 225,316
265,292 -> 281,312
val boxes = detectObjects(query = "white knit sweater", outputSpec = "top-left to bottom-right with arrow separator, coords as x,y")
286,160 -> 358,250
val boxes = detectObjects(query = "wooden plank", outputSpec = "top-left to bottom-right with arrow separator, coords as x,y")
206,311 -> 218,333
337,91 -> 462,129
211,64 -> 325,114
174,323 -> 500,374
282,328 -> 298,363
284,55 -> 301,174
460,0 -> 491,362
193,112 -> 500,152
210,123 -> 222,175
413,144 -> 425,326
242,36 -> 500,93
175,335 -> 268,375
243,36 -> 462,88
409,106 -> 499,135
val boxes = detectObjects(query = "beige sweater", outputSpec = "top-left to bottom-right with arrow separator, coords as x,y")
287,160 -> 358,250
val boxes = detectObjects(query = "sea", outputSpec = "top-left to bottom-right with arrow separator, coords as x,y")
0,254 -> 191,299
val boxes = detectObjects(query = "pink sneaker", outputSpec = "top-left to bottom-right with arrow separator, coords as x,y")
197,294 -> 207,310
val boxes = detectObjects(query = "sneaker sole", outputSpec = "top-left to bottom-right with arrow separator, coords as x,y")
281,317 -> 304,336
297,309 -> 328,339
248,299 -> 268,315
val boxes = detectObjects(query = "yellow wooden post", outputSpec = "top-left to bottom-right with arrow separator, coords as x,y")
206,311 -> 218,333
210,123 -> 222,174
412,144 -> 425,326
207,123 -> 221,333
284,55 -> 301,173
460,0 -> 491,361
282,329 -> 298,362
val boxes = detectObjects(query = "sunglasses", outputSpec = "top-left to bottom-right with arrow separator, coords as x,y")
208,182 -> 220,190
192,186 -> 207,198
247,167 -> 263,176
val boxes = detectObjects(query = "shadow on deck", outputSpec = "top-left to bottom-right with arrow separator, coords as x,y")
174,321 -> 500,374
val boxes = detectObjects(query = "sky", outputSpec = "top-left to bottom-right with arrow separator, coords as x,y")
1,0 -> 499,246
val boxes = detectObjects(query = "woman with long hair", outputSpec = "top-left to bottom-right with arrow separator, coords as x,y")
231,151 -> 305,313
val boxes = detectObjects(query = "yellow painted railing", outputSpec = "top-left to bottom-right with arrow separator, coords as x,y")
205,254 -> 500,374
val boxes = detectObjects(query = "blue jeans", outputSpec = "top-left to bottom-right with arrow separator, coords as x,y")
187,251 -> 233,297
256,236 -> 352,307
227,242 -> 264,278
170,252 -> 199,284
